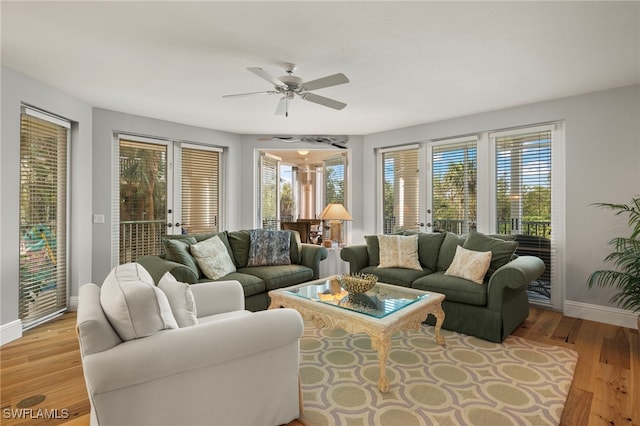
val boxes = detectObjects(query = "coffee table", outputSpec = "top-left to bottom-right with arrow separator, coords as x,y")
269,276 -> 446,392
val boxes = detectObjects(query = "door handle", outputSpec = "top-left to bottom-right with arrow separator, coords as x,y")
166,223 -> 173,228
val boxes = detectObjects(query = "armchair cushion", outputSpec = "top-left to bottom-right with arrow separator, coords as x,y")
100,263 -> 178,341
190,235 -> 236,280
158,272 -> 198,327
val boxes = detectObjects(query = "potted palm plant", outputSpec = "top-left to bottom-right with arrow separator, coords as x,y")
587,197 -> 640,330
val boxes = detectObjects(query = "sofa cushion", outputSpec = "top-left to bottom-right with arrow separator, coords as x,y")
364,235 -> 381,266
163,237 -> 199,277
444,245 -> 492,284
238,264 -> 313,291
247,229 -> 291,266
158,272 -> 198,327
463,231 -> 518,277
436,232 -> 466,271
286,230 -> 303,265
378,234 -> 422,270
190,235 -> 237,280
100,263 -> 178,341
198,271 -> 266,297
405,231 -> 446,272
413,271 -> 488,306
360,265 -> 429,288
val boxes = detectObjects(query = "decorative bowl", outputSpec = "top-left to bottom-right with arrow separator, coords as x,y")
337,273 -> 378,294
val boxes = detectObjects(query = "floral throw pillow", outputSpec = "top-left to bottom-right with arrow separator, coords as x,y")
444,245 -> 492,284
378,234 -> 422,271
190,235 -> 236,280
247,230 -> 291,267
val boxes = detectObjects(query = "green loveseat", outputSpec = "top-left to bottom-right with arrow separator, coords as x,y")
137,229 -> 328,311
340,231 -> 545,342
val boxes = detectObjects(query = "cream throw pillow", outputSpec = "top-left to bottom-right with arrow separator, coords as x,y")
190,235 -> 236,280
445,245 -> 492,284
378,234 -> 422,271
158,272 -> 198,327
100,263 -> 178,341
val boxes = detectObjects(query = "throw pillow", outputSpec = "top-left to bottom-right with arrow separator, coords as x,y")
437,232 -> 467,271
158,272 -> 198,327
364,235 -> 381,266
378,234 -> 422,271
444,246 -> 492,284
100,263 -> 178,341
190,235 -> 237,280
163,237 -> 200,278
247,229 -> 291,267
463,230 -> 518,276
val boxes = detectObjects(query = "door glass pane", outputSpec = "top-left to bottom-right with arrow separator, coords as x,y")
432,141 -> 477,234
382,147 -> 420,234
260,153 -> 279,230
19,111 -> 68,328
323,154 -> 346,205
119,140 -> 167,263
181,147 -> 219,234
495,130 -> 552,302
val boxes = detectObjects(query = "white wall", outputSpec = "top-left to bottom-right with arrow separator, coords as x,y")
1,67 -> 93,341
91,108 -> 243,284
364,84 -> 640,324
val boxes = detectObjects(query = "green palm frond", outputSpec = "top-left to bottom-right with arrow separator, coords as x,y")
588,197 -> 640,313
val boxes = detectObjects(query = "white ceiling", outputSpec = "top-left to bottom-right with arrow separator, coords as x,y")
2,1 -> 638,136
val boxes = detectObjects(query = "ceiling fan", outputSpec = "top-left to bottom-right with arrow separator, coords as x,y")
260,135 -> 349,149
223,63 -> 349,116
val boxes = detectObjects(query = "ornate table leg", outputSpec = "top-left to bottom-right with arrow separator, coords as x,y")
370,333 -> 392,393
433,303 -> 446,346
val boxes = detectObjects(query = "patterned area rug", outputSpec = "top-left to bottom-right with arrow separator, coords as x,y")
299,325 -> 577,426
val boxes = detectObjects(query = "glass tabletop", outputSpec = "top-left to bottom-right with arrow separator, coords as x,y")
285,277 -> 430,318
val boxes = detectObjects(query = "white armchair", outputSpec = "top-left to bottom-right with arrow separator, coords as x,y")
77,270 -> 304,426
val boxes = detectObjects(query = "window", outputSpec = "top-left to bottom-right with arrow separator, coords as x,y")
323,153 -> 347,206
19,106 -> 69,330
429,138 -> 477,234
113,135 -> 223,265
380,145 -> 421,234
259,153 -> 280,230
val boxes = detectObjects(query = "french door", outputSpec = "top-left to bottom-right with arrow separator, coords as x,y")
114,135 -> 221,265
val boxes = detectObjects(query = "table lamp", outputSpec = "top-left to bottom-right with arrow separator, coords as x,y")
319,203 -> 352,246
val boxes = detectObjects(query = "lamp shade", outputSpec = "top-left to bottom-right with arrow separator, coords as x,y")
319,203 -> 352,221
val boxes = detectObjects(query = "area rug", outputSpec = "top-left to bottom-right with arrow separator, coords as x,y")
298,325 -> 578,426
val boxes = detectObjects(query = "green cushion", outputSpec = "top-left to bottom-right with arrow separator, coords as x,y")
228,230 -> 251,268
163,237 -> 199,277
287,231 -> 303,265
463,231 -> 518,276
413,272 -> 488,306
436,232 -> 466,271
360,265 -> 429,288
238,264 -> 313,291
405,231 -> 446,272
364,235 -> 380,266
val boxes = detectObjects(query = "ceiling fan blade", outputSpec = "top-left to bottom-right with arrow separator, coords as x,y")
302,73 -> 349,91
275,97 -> 287,115
301,93 -> 347,110
222,90 -> 277,98
247,67 -> 284,88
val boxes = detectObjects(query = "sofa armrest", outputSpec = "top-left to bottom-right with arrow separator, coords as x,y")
340,245 -> 370,273
191,280 -> 245,316
300,244 -> 328,279
137,255 -> 198,284
486,255 -> 545,311
81,308 -> 304,395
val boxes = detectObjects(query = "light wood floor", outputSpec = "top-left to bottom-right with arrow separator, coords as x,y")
1,308 -> 638,426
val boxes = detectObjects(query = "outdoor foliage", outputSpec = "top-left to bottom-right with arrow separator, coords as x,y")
587,197 -> 640,313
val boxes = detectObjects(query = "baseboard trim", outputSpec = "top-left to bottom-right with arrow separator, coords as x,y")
1,320 -> 23,346
564,300 -> 638,330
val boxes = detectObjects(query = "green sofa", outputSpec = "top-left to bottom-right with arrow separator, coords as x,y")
339,231 -> 545,342
137,229 -> 328,311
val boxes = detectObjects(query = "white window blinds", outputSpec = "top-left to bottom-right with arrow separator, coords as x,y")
19,106 -> 69,330
181,146 -> 220,234
381,146 -> 420,234
431,140 -> 477,235
494,128 -> 552,238
323,153 -> 347,206
260,153 -> 279,230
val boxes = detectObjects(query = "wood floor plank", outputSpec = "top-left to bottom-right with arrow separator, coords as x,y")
0,308 -> 637,426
